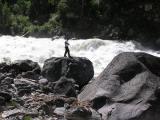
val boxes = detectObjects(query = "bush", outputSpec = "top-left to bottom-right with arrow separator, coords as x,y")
38,13 -> 61,35
0,2 -> 12,33
12,0 -> 31,15
10,15 -> 32,35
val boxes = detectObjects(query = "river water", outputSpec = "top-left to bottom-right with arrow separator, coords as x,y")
0,35 -> 159,76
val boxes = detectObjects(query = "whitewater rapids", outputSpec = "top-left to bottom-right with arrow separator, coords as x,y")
0,35 -> 160,76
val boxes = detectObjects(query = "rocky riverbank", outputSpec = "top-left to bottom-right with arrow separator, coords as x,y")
1,52 -> 160,120
0,57 -> 101,120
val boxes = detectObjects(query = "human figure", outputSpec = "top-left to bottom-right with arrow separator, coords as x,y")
64,39 -> 71,57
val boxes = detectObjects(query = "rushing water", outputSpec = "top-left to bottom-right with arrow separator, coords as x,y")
0,35 -> 160,76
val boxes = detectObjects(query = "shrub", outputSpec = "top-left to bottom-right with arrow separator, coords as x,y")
10,15 -> 32,35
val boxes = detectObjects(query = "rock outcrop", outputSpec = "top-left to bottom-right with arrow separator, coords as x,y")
78,52 -> 160,120
42,57 -> 94,88
0,59 -> 41,80
0,59 -> 41,106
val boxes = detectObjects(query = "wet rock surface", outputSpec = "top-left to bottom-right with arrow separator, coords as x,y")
79,52 -> 160,120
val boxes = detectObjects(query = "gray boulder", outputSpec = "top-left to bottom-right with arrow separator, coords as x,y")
78,52 -> 160,120
42,57 -> 94,88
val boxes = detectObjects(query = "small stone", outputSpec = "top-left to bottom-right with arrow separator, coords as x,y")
54,107 -> 65,116
39,78 -> 48,85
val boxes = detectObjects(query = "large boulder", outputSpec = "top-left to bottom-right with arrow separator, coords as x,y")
42,57 -> 94,88
0,60 -> 40,73
78,52 -> 160,120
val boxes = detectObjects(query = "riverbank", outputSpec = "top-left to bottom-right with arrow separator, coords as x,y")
1,52 -> 160,120
0,36 -> 159,77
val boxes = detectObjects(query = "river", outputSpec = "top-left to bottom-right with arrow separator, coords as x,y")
0,35 -> 159,76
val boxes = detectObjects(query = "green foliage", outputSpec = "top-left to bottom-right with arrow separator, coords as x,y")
0,0 -> 159,39
23,115 -> 32,120
47,13 -> 61,28
48,0 -> 59,6
1,3 -> 11,24
10,15 -> 32,35
57,0 -> 69,15
29,0 -> 56,24
0,1 -> 12,33
0,0 -> 103,35
12,0 -> 31,15
38,13 -> 61,35
7,100 -> 17,107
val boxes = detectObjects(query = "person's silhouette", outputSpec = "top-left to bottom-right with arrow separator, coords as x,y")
64,39 -> 71,57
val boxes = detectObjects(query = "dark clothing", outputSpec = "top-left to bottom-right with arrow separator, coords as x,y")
64,47 -> 71,57
64,40 -> 71,57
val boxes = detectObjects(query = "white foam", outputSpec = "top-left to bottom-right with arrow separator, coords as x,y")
0,35 -> 159,76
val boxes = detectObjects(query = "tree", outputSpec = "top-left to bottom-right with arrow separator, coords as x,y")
0,2 -> 12,33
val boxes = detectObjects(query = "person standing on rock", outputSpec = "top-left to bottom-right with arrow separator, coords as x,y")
64,39 -> 71,57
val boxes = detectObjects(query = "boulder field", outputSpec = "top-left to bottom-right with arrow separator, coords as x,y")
0,57 -> 96,120
1,53 -> 160,120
